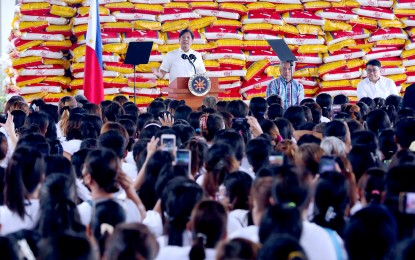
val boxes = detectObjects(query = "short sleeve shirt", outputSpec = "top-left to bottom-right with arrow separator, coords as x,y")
160,48 -> 206,83
357,76 -> 398,100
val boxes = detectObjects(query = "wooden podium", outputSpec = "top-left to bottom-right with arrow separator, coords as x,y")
164,77 -> 219,110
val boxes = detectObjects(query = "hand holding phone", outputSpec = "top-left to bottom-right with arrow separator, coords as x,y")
161,134 -> 176,153
319,156 -> 336,173
175,149 -> 191,175
399,192 -> 415,214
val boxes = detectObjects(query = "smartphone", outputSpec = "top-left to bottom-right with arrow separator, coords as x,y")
331,105 -> 341,119
399,192 -> 415,214
232,118 -> 248,125
161,134 -> 176,153
176,149 -> 191,175
0,113 -> 7,124
319,156 -> 336,173
269,154 -> 284,165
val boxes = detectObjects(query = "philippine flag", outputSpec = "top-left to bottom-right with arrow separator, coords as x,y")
84,0 -> 104,104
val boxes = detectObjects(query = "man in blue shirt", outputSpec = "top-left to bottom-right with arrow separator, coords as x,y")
266,61 -> 304,109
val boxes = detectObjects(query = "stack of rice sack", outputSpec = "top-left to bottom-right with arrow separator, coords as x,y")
70,0 -> 166,106
315,0 -> 410,101
195,2 -> 245,101
353,2 -> 408,98
5,1 -> 74,104
396,0 -> 415,94
5,0 -> 415,105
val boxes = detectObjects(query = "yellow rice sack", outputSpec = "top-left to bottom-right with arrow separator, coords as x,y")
318,60 -> 347,75
324,20 -> 352,31
78,6 -> 110,16
328,39 -> 356,53
297,45 -> 328,54
189,17 -> 217,30
347,59 -> 365,69
246,2 -> 275,12
133,21 -> 162,31
273,24 -> 299,35
134,4 -> 164,14
320,80 -> 351,88
331,0 -> 360,8
212,19 -> 242,28
219,3 -> 248,14
378,19 -> 405,28
15,40 -> 43,51
158,44 -> 180,53
161,20 -> 189,32
275,4 -> 303,13
43,59 -> 71,69
102,43 -> 128,54
50,5 -> 77,17
244,59 -> 269,81
297,25 -> 324,36
136,62 -> 160,73
265,66 -> 280,77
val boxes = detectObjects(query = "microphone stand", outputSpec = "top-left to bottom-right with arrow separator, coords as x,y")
289,60 -> 293,106
188,57 -> 196,75
182,54 -> 197,75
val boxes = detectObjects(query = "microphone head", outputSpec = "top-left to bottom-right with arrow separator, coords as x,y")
189,54 -> 196,61
181,54 -> 188,60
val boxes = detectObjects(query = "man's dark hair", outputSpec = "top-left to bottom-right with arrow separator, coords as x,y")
179,29 -> 194,39
366,59 -> 382,68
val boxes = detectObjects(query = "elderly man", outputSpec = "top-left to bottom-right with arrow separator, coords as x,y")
357,59 -> 398,100
152,29 -> 206,83
266,61 -> 304,109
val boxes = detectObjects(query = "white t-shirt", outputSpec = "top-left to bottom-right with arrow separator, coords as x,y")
56,122 -> 64,140
61,139 -> 82,156
357,76 -> 398,100
0,127 -> 13,168
160,48 -> 206,83
228,225 -> 259,243
157,230 -> 193,248
122,162 -> 137,181
125,151 -> 136,170
0,200 -> 40,235
143,210 -> 163,237
229,209 -> 249,229
77,198 -> 142,226
300,221 -> 344,260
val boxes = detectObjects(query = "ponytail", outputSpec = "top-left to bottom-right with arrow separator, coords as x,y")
167,218 -> 188,246
59,108 -> 70,137
189,233 -> 206,260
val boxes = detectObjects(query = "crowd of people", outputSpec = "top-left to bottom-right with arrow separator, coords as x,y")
1,86 -> 415,259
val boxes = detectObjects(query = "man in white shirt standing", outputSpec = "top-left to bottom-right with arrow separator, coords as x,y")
357,59 -> 399,100
152,29 -> 206,83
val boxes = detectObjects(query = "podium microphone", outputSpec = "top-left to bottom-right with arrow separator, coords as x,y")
181,54 -> 189,60
182,53 -> 196,74
189,54 -> 196,62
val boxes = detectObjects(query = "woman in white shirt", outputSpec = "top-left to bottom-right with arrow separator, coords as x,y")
157,177 -> 204,247
156,200 -> 228,260
56,96 -> 77,140
0,146 -> 45,235
78,148 -> 146,226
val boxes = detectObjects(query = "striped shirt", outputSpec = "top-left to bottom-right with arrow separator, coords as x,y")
266,76 -> 304,109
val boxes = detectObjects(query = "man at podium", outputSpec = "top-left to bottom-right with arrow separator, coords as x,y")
152,29 -> 206,83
